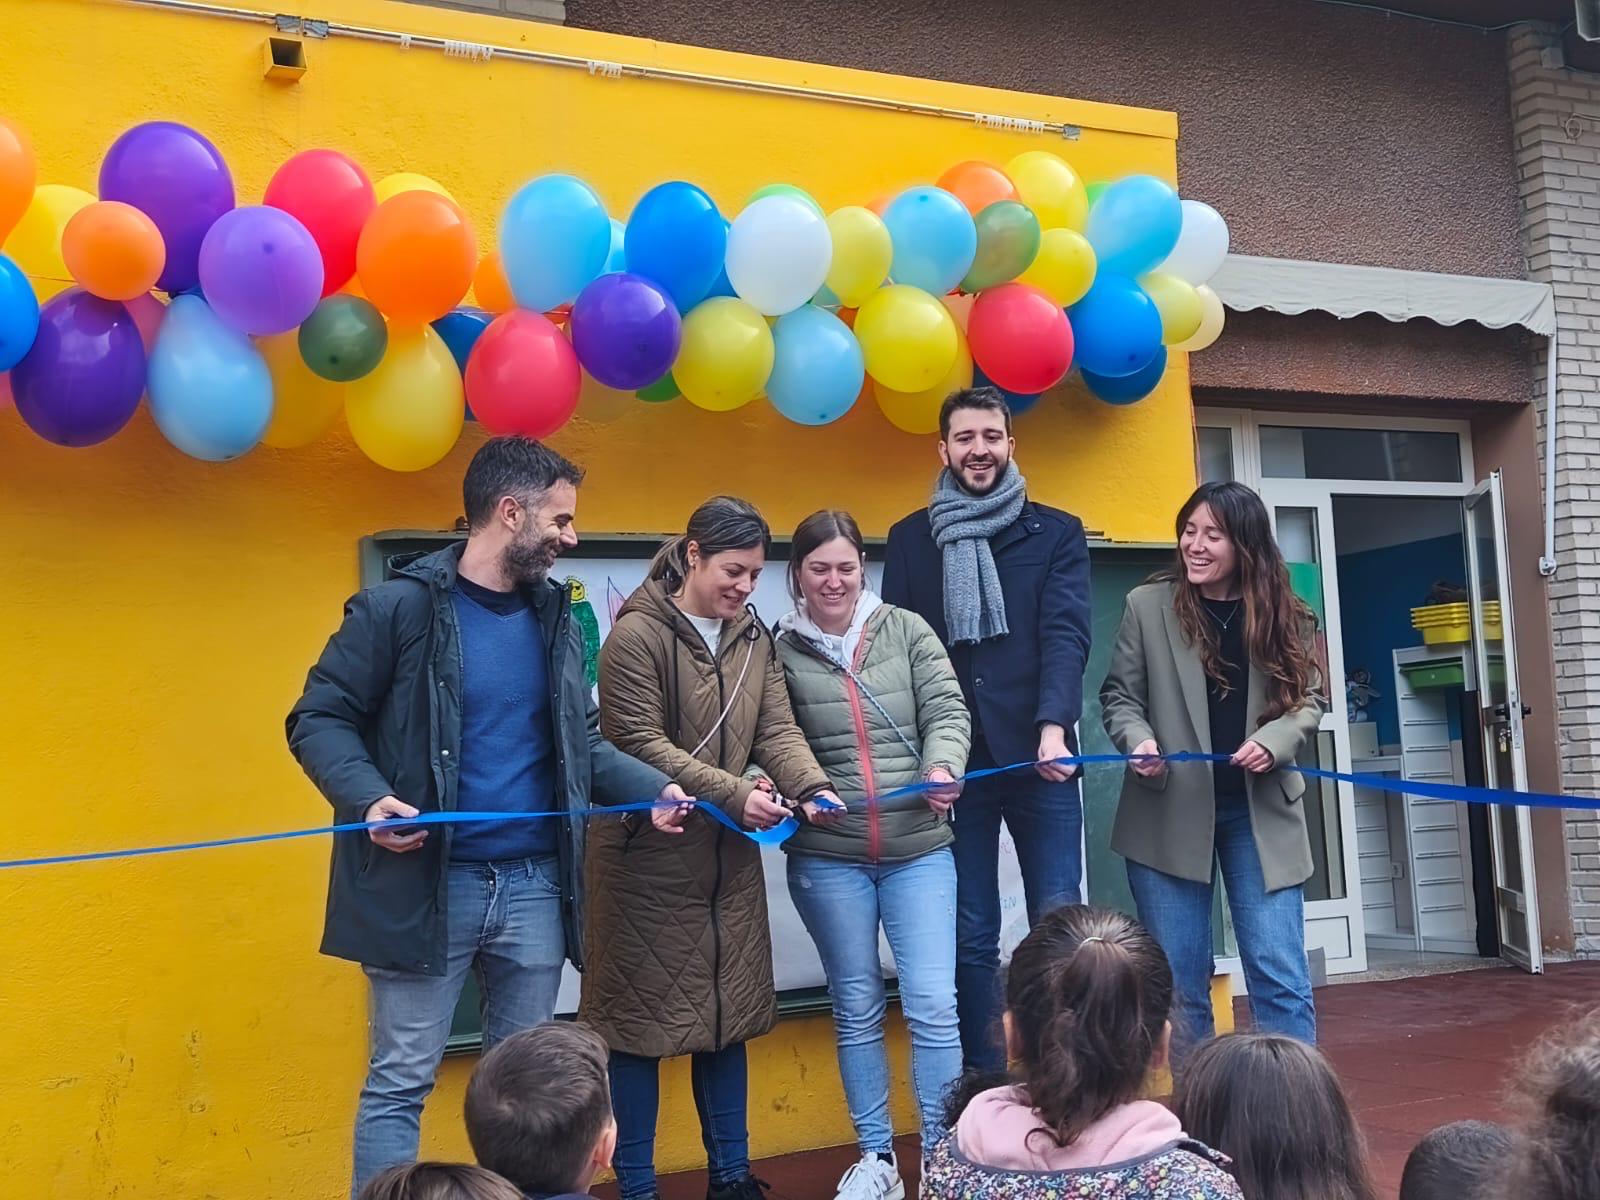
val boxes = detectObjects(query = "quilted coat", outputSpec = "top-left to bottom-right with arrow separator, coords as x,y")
580,578 -> 831,1058
775,602 -> 970,863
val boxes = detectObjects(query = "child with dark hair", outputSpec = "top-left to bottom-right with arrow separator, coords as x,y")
465,1022 -> 616,1200
1502,1008 -> 1600,1199
922,905 -> 1241,1200
1400,1121 -> 1515,1200
1173,1033 -> 1376,1200
358,1163 -> 524,1200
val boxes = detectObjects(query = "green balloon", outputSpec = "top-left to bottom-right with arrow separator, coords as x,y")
1086,181 -> 1108,207
298,295 -> 388,383
747,183 -> 825,217
961,200 -> 1043,293
637,372 -> 680,403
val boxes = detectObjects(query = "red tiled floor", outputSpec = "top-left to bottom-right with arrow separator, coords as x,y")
607,961 -> 1600,1200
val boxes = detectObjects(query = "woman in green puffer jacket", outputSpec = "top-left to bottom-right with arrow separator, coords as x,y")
773,509 -> 971,1200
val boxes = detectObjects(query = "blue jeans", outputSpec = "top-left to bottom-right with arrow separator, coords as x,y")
351,857 -> 566,1197
1125,791 -> 1316,1060
952,769 -> 1083,1071
609,1043 -> 750,1200
787,848 -> 962,1153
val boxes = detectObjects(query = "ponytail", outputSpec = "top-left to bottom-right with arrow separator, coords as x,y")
648,535 -> 692,587
1005,906 -> 1172,1148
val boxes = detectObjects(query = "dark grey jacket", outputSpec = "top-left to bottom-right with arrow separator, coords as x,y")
286,544 -> 668,975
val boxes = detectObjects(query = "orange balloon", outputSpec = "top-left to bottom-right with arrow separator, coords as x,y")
937,161 -> 1018,215
62,201 -> 165,301
356,191 -> 476,325
867,194 -> 890,217
0,116 -> 35,243
473,252 -> 515,314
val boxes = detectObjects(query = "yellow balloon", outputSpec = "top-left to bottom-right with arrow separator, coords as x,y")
855,284 -> 959,393
1173,284 -> 1225,353
372,172 -> 454,205
346,324 -> 465,471
1142,272 -> 1204,346
874,325 -> 973,435
4,183 -> 94,300
825,206 -> 893,308
1005,152 -> 1088,232
1017,228 -> 1097,307
256,332 -> 346,449
676,297 -> 774,412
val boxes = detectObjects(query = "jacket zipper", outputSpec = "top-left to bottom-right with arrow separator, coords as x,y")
710,632 -> 729,1049
549,590 -> 575,947
842,633 -> 881,863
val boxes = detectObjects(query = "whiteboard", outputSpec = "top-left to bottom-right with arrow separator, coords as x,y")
550,549 -> 1030,1014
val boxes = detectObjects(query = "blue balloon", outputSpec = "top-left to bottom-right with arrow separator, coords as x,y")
767,305 -> 864,426
884,186 -> 977,296
1069,276 -> 1163,378
624,182 -> 726,312
147,294 -> 272,461
1085,175 -> 1182,278
604,218 -> 628,274
0,254 -> 40,371
705,220 -> 736,300
500,174 -> 611,313
433,307 -> 492,422
1082,347 -> 1168,405
973,366 -> 1041,415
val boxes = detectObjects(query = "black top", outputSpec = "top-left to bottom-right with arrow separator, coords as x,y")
1203,596 -> 1248,800
454,572 -> 526,615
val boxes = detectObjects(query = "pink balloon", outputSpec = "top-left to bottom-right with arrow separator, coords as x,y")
126,292 -> 167,353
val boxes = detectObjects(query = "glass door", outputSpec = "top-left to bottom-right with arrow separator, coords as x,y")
1464,472 -> 1543,973
1261,483 -> 1367,974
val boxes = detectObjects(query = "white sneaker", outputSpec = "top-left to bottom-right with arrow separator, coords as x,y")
834,1153 -> 905,1200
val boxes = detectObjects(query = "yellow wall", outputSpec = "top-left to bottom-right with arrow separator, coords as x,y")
0,2 -> 1192,1195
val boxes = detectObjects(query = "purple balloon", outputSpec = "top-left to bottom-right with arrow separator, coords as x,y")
100,122 -> 235,295
568,273 -> 681,391
198,206 -> 324,336
12,290 -> 146,447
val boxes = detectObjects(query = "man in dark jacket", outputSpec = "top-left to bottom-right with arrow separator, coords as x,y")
287,436 -> 691,1197
882,386 -> 1092,1071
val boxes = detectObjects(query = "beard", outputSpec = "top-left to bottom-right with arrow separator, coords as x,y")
502,531 -> 562,585
954,454 -> 1010,495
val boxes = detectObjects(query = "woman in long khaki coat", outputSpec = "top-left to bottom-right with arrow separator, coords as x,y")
1100,481 -> 1325,1058
583,495 -> 839,1200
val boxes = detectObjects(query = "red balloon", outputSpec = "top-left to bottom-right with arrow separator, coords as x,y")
264,149 -> 376,296
967,283 -> 1074,395
464,310 -> 581,438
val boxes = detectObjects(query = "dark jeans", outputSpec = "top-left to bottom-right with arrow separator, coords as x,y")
609,1043 -> 750,1200
951,764 -> 1083,1071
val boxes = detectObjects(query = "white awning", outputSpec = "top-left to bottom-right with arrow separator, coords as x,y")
1210,254 -> 1555,337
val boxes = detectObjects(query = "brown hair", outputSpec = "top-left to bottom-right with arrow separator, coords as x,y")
1157,481 -> 1318,725
939,385 -> 1012,440
357,1162 -> 524,1200
1502,1008 -> 1600,1199
1174,1033 -> 1376,1200
787,509 -> 866,602
1003,905 -> 1172,1149
465,1021 -> 613,1197
648,495 -> 771,589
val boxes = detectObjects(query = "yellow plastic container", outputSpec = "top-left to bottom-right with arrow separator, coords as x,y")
1411,602 -> 1502,644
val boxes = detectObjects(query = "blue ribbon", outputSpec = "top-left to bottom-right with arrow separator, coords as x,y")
0,751 -> 1587,872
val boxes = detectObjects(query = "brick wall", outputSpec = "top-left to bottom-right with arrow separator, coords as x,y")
1508,24 -> 1600,953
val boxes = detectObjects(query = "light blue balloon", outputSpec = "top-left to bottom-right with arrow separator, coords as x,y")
767,305 -> 864,427
1085,175 -> 1182,278
500,174 -> 611,313
0,254 -> 40,372
148,293 -> 272,461
1082,347 -> 1167,406
604,218 -> 627,274
1069,276 -> 1164,379
884,186 -> 977,296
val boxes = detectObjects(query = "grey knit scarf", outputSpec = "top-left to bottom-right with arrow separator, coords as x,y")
928,464 -> 1027,644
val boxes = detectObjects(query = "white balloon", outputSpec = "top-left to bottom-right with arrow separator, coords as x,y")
725,196 -> 833,317
1159,200 -> 1230,285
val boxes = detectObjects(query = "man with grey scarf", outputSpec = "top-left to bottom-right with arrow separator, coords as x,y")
882,386 -> 1092,1072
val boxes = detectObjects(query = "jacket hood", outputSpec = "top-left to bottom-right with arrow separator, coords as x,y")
393,541 -> 567,603
778,591 -> 884,666
619,576 -> 759,649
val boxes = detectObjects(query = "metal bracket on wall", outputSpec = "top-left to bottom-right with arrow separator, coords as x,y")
274,14 -> 327,39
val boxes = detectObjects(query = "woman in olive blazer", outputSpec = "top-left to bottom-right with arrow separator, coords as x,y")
1101,482 -> 1326,1055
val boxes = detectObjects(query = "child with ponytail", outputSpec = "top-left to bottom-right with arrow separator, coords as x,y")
922,905 -> 1241,1200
